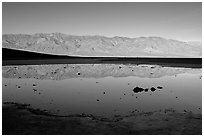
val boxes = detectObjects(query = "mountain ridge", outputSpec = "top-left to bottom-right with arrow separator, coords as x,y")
2,33 -> 202,58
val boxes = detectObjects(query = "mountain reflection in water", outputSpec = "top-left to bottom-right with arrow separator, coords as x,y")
2,64 -> 202,117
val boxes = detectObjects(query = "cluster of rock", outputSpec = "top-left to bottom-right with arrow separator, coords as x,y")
133,86 -> 163,93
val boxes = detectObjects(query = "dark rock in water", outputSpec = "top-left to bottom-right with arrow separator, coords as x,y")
77,72 -> 81,75
176,96 -> 178,98
133,86 -> 144,93
157,86 -> 163,89
103,91 -> 105,94
33,89 -> 37,92
144,88 -> 148,92
33,84 -> 36,87
4,84 -> 7,87
17,86 -> 21,89
96,99 -> 99,102
150,87 -> 156,92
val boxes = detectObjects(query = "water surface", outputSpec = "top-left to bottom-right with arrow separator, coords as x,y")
2,64 -> 202,117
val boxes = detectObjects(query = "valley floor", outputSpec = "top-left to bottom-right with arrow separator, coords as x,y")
2,103 -> 202,135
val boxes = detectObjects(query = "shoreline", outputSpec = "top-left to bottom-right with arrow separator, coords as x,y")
2,102 -> 202,135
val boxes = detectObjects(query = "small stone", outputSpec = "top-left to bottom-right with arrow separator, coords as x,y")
157,86 -> 163,89
150,87 -> 156,92
133,86 -> 144,93
96,99 -> 99,101
144,88 -> 148,92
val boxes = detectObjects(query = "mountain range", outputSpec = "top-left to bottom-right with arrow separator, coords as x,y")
2,33 -> 202,58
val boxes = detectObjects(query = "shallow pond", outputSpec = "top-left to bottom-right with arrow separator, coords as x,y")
2,64 -> 202,117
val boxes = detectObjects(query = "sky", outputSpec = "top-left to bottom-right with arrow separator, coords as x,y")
2,2 -> 202,42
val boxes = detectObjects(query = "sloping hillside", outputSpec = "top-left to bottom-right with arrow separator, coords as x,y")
2,33 -> 202,57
